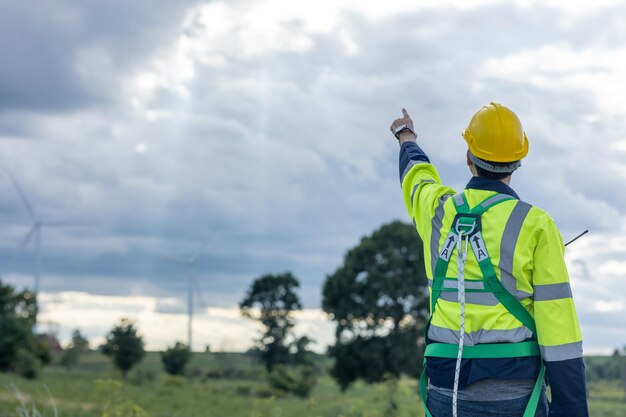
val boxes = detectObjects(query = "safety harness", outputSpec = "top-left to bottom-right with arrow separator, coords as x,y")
419,192 -> 545,417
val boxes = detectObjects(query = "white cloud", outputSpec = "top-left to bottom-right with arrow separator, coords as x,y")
482,45 -> 626,116
36,288 -> 626,354
38,291 -> 335,352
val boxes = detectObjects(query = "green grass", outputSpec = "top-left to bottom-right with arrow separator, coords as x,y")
0,352 -> 624,417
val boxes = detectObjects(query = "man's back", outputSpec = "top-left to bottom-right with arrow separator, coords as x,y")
391,104 -> 589,417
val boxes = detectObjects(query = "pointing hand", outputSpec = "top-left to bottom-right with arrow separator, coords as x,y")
390,108 -> 417,143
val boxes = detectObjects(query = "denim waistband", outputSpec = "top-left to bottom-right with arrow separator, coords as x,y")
429,378 -> 535,401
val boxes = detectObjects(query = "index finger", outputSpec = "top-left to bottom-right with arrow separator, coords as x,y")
402,108 -> 410,118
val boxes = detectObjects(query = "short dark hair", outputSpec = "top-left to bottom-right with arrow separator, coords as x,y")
474,158 -> 518,180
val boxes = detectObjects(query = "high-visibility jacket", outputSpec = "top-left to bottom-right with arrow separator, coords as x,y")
399,141 -> 589,417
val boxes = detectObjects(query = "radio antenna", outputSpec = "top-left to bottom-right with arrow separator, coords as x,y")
565,230 -> 588,247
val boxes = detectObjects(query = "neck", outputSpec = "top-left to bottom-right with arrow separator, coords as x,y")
473,175 -> 512,185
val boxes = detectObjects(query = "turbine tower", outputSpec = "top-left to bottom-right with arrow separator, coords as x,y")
162,240 -> 210,351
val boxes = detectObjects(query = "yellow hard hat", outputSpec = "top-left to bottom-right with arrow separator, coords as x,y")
461,102 -> 529,163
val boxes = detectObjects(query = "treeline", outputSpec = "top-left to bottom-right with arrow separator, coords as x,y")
586,349 -> 626,382
2,220 -> 626,402
0,221 -> 430,400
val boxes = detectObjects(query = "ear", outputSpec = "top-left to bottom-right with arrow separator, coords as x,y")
466,150 -> 472,167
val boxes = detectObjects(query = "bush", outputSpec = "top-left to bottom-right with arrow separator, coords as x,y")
187,366 -> 203,379
15,348 -> 42,379
161,342 -> 191,376
94,379 -> 148,417
60,346 -> 80,369
268,365 -> 317,398
235,384 -> 252,396
254,386 -> 285,399
163,375 -> 185,388
204,369 -> 224,380
202,367 -> 259,381
128,369 -> 156,386
34,338 -> 52,366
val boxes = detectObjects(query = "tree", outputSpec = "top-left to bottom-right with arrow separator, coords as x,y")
619,345 -> 626,402
0,279 -> 46,378
291,336 -> 315,367
161,342 -> 192,376
322,221 -> 429,389
60,329 -> 90,369
101,319 -> 145,380
240,272 -> 303,371
70,329 -> 90,351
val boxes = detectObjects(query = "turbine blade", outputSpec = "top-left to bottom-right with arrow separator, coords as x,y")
44,220 -> 95,227
18,224 -> 38,251
156,253 -> 188,265
3,167 -> 37,221
190,226 -> 221,262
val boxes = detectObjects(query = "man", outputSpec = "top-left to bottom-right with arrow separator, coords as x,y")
390,103 -> 588,417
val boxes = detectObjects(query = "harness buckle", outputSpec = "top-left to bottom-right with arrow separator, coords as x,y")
452,213 -> 481,237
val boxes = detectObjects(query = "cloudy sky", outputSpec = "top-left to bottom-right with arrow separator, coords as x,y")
1,0 -> 625,353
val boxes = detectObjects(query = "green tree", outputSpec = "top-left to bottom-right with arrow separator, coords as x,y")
70,329 -> 90,351
240,272 -> 302,371
161,342 -> 192,376
60,329 -> 90,369
322,221 -> 429,389
619,345 -> 626,402
0,279 -> 44,378
291,336 -> 315,367
101,319 -> 145,380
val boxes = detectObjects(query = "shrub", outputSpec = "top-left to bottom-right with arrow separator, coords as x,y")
204,369 -> 224,380
163,375 -> 185,388
254,386 -> 285,399
127,369 -> 156,386
161,342 -> 191,376
187,366 -> 203,379
268,365 -> 317,398
235,384 -> 252,396
34,338 -> 52,366
95,379 -> 148,417
15,348 -> 42,379
60,346 -> 80,369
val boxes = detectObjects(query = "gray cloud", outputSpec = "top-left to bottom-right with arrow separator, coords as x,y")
1,0 -> 625,343
0,0 -> 201,112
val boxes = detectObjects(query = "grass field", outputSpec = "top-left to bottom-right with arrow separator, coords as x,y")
0,352 -> 624,417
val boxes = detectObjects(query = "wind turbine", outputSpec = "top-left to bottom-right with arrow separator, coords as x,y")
161,239 -> 211,351
3,167 -> 85,311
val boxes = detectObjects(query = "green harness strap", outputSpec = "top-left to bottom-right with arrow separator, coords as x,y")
420,192 -> 544,417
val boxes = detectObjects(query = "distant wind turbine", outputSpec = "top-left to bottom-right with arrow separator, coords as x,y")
161,238 -> 212,351
3,167 -> 87,306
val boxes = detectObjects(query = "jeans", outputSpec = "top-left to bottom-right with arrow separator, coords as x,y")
426,387 -> 549,417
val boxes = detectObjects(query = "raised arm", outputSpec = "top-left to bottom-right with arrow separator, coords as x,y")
390,108 -> 456,275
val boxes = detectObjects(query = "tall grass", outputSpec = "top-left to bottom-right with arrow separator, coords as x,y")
9,383 -> 58,417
